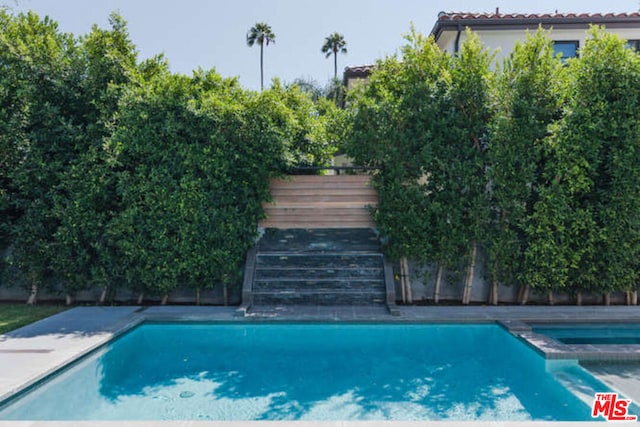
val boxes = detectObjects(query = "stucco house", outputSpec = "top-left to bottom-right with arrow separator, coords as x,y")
433,10 -> 640,63
344,10 -> 640,85
343,64 -> 375,91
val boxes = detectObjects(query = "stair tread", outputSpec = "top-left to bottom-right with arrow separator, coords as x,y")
269,195 -> 376,198
253,289 -> 384,296
270,188 -> 377,193
263,212 -> 374,217
259,223 -> 376,228
255,266 -> 383,270
272,176 -> 372,183
265,175 -> 379,229
262,205 -> 371,210
264,213 -> 374,218
252,296 -> 386,306
247,226 -> 389,308
254,278 -> 385,283
258,251 -> 381,253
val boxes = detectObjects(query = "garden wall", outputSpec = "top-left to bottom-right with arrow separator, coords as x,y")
0,284 -> 240,306
398,259 -> 629,306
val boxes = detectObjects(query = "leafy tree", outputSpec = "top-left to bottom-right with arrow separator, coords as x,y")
50,12 -> 140,303
290,77 -> 324,101
0,11 -> 84,303
438,30 -> 493,304
246,22 -> 275,90
259,80 -> 337,168
526,27 -> 640,302
325,77 -> 346,106
104,68 -> 288,302
347,29 -> 492,304
486,29 -> 563,304
290,76 -> 346,107
0,11 -> 167,304
346,29 -> 455,287
316,96 -> 350,153
321,32 -> 347,79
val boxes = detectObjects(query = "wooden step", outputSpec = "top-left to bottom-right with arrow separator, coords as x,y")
266,197 -> 378,205
272,175 -> 372,183
267,204 -> 369,218
270,183 -> 375,191
265,203 -> 377,209
260,175 -> 378,229
270,188 -> 377,195
260,220 -> 376,228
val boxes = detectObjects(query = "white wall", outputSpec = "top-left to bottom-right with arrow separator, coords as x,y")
437,26 -> 640,67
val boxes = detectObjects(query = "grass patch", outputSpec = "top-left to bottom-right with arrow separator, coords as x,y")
0,304 -> 69,335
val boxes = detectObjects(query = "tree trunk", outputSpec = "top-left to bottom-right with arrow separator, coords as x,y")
65,294 -> 74,306
260,44 -> 264,90
626,291 -> 632,306
99,287 -> 108,305
195,288 -> 201,306
518,283 -> 530,305
400,264 -> 407,304
334,52 -> 337,80
433,264 -> 443,304
26,282 -> 38,305
489,279 -> 499,305
603,293 -> 611,306
462,242 -> 477,305
633,291 -> 638,306
401,257 -> 412,304
576,291 -> 582,306
223,283 -> 229,306
547,291 -> 554,306
161,294 -> 168,305
137,293 -> 144,305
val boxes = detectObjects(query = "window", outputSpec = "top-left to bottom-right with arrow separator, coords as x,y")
625,40 -> 640,51
553,41 -> 579,63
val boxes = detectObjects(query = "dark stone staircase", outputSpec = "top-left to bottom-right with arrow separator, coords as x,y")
241,228 -> 396,314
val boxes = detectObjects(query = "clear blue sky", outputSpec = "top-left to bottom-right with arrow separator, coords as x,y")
6,0 -> 640,90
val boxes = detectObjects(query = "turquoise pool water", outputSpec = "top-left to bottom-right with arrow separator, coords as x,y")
533,323 -> 640,345
0,323 -> 597,421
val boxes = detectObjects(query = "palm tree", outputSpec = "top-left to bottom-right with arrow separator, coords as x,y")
247,22 -> 275,90
321,32 -> 347,79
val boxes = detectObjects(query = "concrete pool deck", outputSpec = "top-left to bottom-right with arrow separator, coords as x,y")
2,305 -> 640,426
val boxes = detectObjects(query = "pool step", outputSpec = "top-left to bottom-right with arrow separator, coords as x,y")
243,229 -> 395,312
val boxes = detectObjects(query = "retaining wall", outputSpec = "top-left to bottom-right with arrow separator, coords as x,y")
397,260 -> 630,305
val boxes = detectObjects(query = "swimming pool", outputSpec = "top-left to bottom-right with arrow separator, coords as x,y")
533,323 -> 640,345
0,323 -> 601,421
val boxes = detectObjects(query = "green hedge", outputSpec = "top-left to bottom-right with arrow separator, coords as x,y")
347,27 -> 640,301
0,11 -> 338,303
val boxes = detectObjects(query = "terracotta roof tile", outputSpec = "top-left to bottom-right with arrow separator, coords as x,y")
342,65 -> 376,83
344,65 -> 375,75
431,11 -> 640,38
437,11 -> 640,21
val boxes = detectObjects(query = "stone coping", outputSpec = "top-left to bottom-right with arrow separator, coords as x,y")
2,305 -> 640,424
0,421 -> 597,427
0,421 -> 594,427
499,318 -> 640,361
